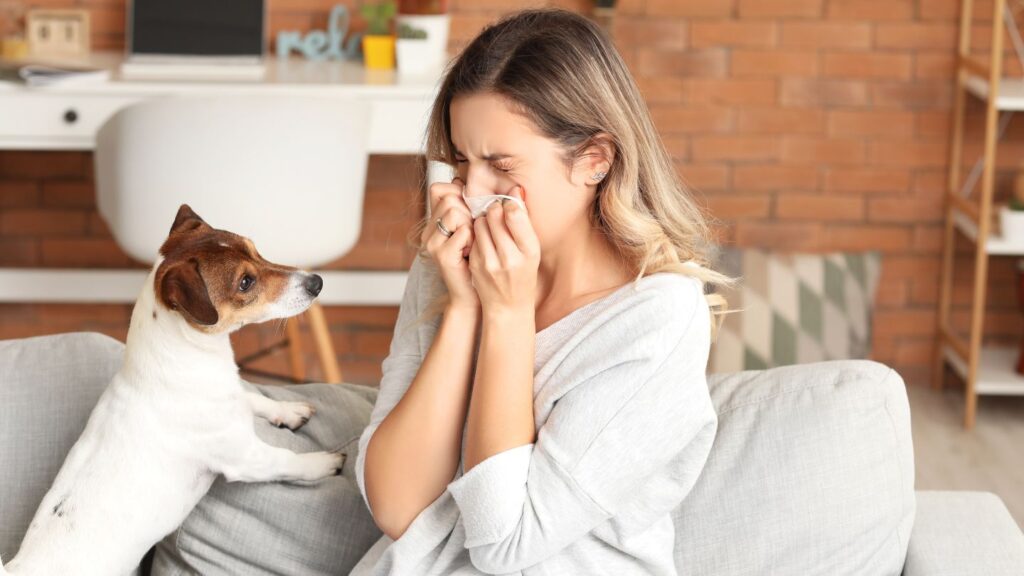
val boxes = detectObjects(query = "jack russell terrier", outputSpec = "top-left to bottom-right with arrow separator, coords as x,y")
1,205 -> 346,576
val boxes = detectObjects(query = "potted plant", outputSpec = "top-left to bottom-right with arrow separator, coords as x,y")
361,0 -> 396,69
396,0 -> 449,69
395,21 -> 430,74
1003,173 -> 1024,243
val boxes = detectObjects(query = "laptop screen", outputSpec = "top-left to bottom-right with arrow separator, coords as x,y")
129,0 -> 265,57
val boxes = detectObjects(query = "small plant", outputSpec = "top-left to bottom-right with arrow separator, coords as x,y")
361,0 -> 396,36
1012,196 -> 1024,211
397,22 -> 427,40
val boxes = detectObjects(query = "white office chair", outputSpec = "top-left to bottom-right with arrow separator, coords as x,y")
95,94 -> 372,384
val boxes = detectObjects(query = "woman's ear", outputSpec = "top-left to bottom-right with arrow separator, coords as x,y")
573,133 -> 615,187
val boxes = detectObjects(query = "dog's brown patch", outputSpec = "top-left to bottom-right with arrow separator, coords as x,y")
154,204 -> 296,332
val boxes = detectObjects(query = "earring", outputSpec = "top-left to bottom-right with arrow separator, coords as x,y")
591,171 -> 607,182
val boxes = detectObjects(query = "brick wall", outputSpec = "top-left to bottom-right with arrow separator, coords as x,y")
2,0 -> 1022,387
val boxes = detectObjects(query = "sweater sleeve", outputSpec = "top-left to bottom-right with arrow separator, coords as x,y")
445,277 -> 718,575
355,254 -> 443,518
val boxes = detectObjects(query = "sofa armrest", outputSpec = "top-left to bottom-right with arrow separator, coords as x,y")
903,491 -> 1024,576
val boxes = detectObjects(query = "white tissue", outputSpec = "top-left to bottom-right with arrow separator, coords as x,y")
462,190 -> 526,219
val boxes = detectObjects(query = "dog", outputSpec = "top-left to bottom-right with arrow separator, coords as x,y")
0,204 -> 346,576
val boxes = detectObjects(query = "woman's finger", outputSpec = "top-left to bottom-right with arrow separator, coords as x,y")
472,215 -> 498,269
484,201 -> 518,264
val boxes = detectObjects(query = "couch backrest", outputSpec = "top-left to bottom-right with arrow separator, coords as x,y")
673,360 -> 915,575
0,332 -> 124,563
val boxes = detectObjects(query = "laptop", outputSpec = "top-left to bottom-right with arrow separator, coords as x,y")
122,0 -> 267,80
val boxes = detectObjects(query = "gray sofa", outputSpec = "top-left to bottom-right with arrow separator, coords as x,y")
2,332 -> 1023,575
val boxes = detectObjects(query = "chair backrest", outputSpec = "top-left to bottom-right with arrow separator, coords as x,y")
95,94 -> 371,268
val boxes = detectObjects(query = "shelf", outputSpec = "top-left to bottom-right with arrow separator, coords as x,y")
964,74 -> 1024,111
944,344 -> 1024,396
952,207 -> 1024,255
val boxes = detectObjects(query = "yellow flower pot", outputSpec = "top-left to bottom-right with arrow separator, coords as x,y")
362,34 -> 396,69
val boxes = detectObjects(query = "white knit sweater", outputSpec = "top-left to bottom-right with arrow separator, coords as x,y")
351,254 -> 717,576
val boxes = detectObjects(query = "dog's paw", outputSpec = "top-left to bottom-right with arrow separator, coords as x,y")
268,401 -> 316,431
296,450 -> 347,482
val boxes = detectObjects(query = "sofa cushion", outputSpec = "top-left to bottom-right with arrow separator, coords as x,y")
708,247 -> 882,374
673,359 -> 915,575
0,332 -> 126,568
149,380 -> 383,576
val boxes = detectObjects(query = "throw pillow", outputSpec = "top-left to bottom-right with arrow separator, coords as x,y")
149,381 -> 383,576
707,246 -> 882,374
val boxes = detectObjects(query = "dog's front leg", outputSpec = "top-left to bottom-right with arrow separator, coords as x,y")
218,437 -> 345,485
246,391 -> 315,430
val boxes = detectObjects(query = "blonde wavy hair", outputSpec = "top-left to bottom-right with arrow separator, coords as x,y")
403,8 -> 736,341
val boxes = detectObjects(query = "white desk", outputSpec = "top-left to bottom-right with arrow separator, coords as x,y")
0,52 -> 448,305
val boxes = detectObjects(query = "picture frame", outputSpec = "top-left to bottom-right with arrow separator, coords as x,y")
26,9 -> 91,58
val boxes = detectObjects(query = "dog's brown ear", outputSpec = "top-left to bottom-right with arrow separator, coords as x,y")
157,258 -> 219,326
170,204 -> 208,235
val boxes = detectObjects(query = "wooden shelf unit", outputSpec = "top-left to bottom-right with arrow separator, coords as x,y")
936,0 -> 1024,429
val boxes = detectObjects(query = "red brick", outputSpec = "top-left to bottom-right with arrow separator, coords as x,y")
734,165 -> 819,191
875,23 -> 958,50
828,110 -> 915,137
780,78 -> 869,107
824,168 -> 911,194
0,152 -> 87,179
0,239 -> 38,266
353,330 -> 393,356
780,22 -> 872,48
635,77 -> 685,104
781,137 -> 866,165
686,79 -> 778,105
735,222 -> 823,250
647,0 -> 736,17
732,50 -> 819,77
0,182 -> 40,208
612,18 -> 687,51
867,197 -> 945,223
823,52 -> 912,80
40,238 -> 133,267
738,108 -> 825,134
691,22 -> 777,48
915,111 -> 952,137
913,224 -> 945,253
41,181 -> 95,208
660,136 -> 690,160
0,209 -> 88,236
870,82 -> 953,109
873,310 -> 937,337
777,194 -> 865,221
918,0 -> 960,21
651,106 -> 735,134
637,49 -> 728,77
823,225 -> 914,252
915,52 -> 956,80
701,194 -> 772,218
826,0 -> 914,21
739,0 -> 823,19
692,136 -> 781,162
677,163 -> 731,191
869,141 -> 948,168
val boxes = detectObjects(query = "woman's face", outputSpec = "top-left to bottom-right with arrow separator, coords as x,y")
449,91 -> 598,254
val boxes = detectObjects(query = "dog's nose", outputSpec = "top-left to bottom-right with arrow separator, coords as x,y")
304,274 -> 323,297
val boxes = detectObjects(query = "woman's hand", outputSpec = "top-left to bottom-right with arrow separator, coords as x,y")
468,185 -> 541,316
422,177 -> 480,311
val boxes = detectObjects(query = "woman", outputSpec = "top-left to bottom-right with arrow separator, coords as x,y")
351,8 -> 734,575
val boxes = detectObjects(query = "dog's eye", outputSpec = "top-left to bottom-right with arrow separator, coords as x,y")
239,275 -> 255,292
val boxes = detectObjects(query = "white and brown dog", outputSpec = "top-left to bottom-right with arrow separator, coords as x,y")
1,205 -> 345,576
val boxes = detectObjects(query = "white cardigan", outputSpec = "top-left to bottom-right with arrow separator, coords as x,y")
351,254 -> 717,575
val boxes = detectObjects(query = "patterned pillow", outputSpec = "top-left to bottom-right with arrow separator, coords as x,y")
707,247 -> 882,374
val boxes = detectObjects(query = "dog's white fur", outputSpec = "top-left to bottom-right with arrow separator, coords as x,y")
1,258 -> 344,576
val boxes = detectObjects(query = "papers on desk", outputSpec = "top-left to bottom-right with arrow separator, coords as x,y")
0,61 -> 110,86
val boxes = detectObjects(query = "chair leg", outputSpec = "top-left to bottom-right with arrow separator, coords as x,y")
307,301 -> 343,384
285,316 -> 306,383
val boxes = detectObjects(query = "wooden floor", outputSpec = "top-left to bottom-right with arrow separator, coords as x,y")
909,385 -> 1024,529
